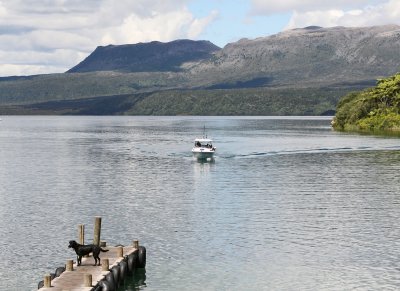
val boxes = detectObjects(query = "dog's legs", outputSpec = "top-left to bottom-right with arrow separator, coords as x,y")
95,256 -> 101,266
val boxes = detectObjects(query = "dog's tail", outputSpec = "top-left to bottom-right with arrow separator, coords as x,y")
100,248 -> 109,252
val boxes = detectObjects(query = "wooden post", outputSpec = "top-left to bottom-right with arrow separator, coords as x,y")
44,274 -> 51,287
93,217 -> 102,246
117,246 -> 123,258
102,258 -> 109,271
84,273 -> 92,287
133,240 -> 139,249
66,259 -> 74,271
78,224 -> 85,245
100,241 -> 107,247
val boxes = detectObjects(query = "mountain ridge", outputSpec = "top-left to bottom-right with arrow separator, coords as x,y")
1,24 -> 400,115
67,39 -> 220,73
185,24 -> 400,88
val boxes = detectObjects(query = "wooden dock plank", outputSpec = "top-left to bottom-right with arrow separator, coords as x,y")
39,245 -> 136,290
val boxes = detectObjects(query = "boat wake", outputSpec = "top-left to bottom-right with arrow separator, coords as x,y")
219,145 -> 400,159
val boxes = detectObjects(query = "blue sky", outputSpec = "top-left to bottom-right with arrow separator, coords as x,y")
188,0 -> 290,46
0,0 -> 398,76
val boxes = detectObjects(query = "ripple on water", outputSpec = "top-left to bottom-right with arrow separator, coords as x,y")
1,116 -> 400,290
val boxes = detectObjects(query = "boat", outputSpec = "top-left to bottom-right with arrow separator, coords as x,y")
192,127 -> 216,160
192,138 -> 216,160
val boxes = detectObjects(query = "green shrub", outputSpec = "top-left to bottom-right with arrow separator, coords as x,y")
333,73 -> 400,132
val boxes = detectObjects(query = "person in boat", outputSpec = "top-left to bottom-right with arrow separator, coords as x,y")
196,141 -> 201,147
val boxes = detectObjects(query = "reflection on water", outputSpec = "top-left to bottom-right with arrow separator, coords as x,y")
121,268 -> 147,290
194,161 -> 214,172
0,116 -> 400,290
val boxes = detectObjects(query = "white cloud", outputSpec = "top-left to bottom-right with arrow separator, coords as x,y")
2,0 -> 398,77
284,0 -> 400,30
250,0 -> 379,15
188,10 -> 219,39
0,0 -> 217,76
249,0 -> 400,30
0,64 -> 65,76
99,8 -> 218,45
0,48 -> 87,76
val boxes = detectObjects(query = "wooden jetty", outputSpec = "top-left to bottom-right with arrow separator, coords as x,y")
38,217 -> 146,291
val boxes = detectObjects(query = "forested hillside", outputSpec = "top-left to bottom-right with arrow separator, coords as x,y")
332,73 -> 400,132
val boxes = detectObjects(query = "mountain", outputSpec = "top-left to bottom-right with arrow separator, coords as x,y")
185,24 -> 400,88
68,25 -> 400,89
67,39 -> 220,73
1,24 -> 400,115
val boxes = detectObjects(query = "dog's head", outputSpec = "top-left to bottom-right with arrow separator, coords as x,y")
68,240 -> 78,249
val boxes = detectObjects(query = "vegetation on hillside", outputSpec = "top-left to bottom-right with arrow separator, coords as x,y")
0,70 -> 354,116
125,88 -> 343,116
0,87 -> 347,116
0,72 -> 182,105
332,73 -> 400,132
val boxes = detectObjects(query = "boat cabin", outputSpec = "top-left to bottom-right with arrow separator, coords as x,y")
194,138 -> 214,149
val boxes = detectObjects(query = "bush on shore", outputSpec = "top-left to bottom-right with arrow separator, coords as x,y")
332,73 -> 400,132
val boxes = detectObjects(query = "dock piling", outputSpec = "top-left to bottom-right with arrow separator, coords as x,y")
78,224 -> 85,245
117,246 -> 123,258
84,273 -> 92,287
93,217 -> 102,246
66,259 -> 73,271
133,240 -> 139,249
44,274 -> 51,288
102,258 -> 109,271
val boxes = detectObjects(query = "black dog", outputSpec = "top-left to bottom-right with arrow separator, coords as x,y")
68,240 -> 109,266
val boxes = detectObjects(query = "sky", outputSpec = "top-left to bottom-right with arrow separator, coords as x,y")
0,0 -> 399,77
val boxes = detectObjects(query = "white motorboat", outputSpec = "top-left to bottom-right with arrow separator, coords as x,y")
192,138 -> 216,160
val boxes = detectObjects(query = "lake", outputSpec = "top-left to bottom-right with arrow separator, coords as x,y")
0,116 -> 400,290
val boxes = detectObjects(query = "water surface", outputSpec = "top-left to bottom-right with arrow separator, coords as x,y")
0,116 -> 399,290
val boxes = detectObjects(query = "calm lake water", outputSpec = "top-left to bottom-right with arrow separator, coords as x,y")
1,116 -> 400,291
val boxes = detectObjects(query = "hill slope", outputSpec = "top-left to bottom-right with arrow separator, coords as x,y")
186,25 -> 400,88
68,39 -> 220,73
